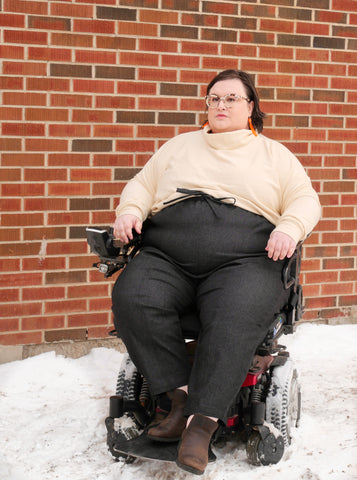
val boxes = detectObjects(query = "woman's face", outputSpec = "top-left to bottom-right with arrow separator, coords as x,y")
207,79 -> 254,134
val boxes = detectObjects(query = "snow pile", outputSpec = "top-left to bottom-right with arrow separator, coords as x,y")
0,323 -> 356,480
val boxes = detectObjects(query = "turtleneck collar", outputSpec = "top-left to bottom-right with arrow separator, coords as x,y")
202,125 -> 257,150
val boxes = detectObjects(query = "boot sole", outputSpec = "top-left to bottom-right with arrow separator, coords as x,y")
176,459 -> 204,475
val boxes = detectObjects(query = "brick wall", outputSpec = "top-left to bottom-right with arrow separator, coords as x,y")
0,0 -> 356,347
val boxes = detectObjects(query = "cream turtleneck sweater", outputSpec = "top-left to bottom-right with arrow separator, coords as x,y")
115,126 -> 321,242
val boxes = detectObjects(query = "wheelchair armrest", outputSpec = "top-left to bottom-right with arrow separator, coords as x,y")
282,240 -> 303,290
86,227 -> 142,277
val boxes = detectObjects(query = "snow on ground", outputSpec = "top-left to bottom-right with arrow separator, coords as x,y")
0,323 -> 356,480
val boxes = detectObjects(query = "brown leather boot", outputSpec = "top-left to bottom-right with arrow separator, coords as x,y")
176,414 -> 218,475
147,389 -> 187,442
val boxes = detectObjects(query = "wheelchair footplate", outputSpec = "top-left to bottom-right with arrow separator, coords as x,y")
106,417 -> 216,464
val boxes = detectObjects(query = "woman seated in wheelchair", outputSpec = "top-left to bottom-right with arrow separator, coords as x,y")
112,69 -> 321,475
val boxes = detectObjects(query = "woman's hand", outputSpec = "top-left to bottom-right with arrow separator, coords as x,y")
113,214 -> 142,243
265,231 -> 296,261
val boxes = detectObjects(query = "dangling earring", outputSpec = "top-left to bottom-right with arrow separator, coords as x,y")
248,117 -> 258,137
201,120 -> 209,129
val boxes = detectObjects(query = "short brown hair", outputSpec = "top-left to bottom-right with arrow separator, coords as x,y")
206,70 -> 266,133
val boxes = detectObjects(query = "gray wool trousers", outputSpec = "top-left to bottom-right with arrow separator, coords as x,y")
112,196 -> 289,422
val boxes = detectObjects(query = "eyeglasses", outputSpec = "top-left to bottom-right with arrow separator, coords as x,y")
205,93 -> 251,108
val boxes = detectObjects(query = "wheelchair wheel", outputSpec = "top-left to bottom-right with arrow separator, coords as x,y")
265,358 -> 301,447
246,425 -> 284,466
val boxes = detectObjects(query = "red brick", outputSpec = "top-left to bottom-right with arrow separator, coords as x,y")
28,15 -> 70,31
341,194 -> 357,206
92,182 -> 124,196
89,297 -> 112,311
115,139 -> 155,152
323,257 -> 354,270
92,154 -> 132,167
304,296 -> 336,309
322,232 -> 354,244
0,168 -> 21,181
24,227 -> 66,241
73,19 -> 115,34
2,122 -> 45,136
296,22 -> 329,36
311,143 -> 343,154
68,312 -> 109,327
25,108 -> 68,122
4,29 -> 47,45
0,272 -> 42,288
0,45 -> 24,59
0,198 -> 22,211
48,153 -> 89,167
45,299 -> 87,314
22,316 -> 65,331
0,13 -> 25,28
121,51 -> 160,67
3,91 -> 46,106
137,125 -> 176,138
340,270 -> 357,282
330,104 -> 357,116
22,257 -> 66,271
26,139 -> 68,152
67,284 -> 109,299
1,183 -> 45,197
0,229 -> 21,243
0,107 -> 22,120
118,20 -> 158,37
27,77 -> 70,92
311,117 -> 344,128
261,18 -> 294,33
0,289 -> 20,302
93,125 -> 134,137
314,63 -> 346,76
87,327 -> 111,339
72,109 -> 113,123
241,59 -> 276,72
308,169 -> 340,180
182,41 -> 218,55
51,93 -> 92,108
296,48 -> 329,62
49,124 -> 91,137
339,295 -> 357,307
0,332 -> 43,345
28,47 -> 71,62
323,181 -> 354,193
295,76 -> 329,89
0,302 -> 42,318
305,270 -> 338,284
73,79 -> 114,94
332,0 -> 357,12
321,282 -> 353,296
0,318 -> 19,332
52,32 -> 93,47
48,183 -> 91,196
75,49 -> 116,64
117,81 -> 156,95
4,0 -> 48,14
44,328 -> 86,342
0,76 -> 23,90
257,74 -> 292,87
50,2 -> 94,18
22,287 -> 65,301
162,54 -> 200,69
47,212 -> 90,225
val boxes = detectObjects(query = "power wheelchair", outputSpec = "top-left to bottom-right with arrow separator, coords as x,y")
86,226 -> 303,467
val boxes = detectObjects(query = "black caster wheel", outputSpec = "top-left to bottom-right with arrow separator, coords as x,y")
246,426 -> 284,466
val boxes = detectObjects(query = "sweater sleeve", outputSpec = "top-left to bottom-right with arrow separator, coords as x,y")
272,144 -> 321,242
